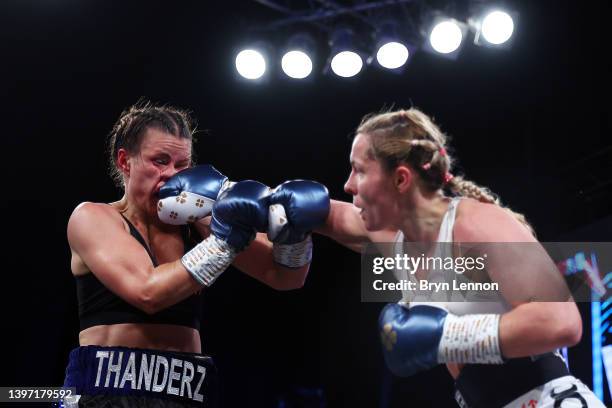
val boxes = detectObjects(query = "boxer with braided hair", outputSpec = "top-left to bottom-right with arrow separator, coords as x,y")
317,107 -> 602,407
361,108 -> 533,235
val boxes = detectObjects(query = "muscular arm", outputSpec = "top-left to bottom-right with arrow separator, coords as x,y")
68,203 -> 203,315
457,203 -> 582,358
315,199 -> 396,252
193,218 -> 307,290
233,233 -> 309,290
499,302 -> 581,357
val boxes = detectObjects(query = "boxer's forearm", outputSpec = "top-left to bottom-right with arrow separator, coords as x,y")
255,264 -> 309,291
233,233 -> 308,290
499,302 -> 582,358
140,235 -> 244,313
138,260 -> 204,314
314,199 -> 368,252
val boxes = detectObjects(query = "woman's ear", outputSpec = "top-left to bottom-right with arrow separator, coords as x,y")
117,148 -> 130,176
394,165 -> 413,193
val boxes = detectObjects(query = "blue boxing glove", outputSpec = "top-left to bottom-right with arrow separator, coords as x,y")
211,180 -> 270,251
180,180 -> 270,286
267,180 -> 330,268
158,164 -> 232,225
379,303 -> 504,377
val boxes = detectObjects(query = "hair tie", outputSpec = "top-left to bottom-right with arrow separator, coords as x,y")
443,172 -> 454,185
439,147 -> 447,157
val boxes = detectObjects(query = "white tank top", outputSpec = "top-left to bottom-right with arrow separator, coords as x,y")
393,197 -> 510,315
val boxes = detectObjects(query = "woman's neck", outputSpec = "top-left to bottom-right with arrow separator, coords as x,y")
399,192 -> 450,243
112,195 -> 180,235
112,195 -> 150,228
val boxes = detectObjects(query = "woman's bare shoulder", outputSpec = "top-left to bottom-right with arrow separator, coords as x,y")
454,198 -> 534,242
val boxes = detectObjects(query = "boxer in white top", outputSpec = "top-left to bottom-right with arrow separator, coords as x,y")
316,108 -> 603,407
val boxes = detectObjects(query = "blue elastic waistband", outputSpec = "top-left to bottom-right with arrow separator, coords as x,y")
63,345 -> 216,405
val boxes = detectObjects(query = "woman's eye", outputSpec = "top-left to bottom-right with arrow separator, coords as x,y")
154,158 -> 167,165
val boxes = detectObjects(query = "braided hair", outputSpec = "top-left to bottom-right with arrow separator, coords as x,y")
357,108 -> 534,236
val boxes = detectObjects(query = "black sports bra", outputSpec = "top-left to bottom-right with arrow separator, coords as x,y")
75,214 -> 202,331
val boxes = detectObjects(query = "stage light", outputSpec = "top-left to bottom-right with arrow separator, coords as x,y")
330,51 -> 363,77
281,51 -> 312,79
421,15 -> 468,60
235,49 -> 266,80
376,41 -> 409,69
471,8 -> 517,48
374,20 -> 410,70
329,28 -> 364,78
429,19 -> 463,54
281,33 -> 316,79
236,2 -> 517,82
480,10 -> 514,45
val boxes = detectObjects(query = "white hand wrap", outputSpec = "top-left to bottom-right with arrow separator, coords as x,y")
437,313 -> 504,364
181,234 -> 237,286
272,235 -> 313,268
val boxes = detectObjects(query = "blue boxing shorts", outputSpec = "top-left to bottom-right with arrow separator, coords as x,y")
61,345 -> 218,407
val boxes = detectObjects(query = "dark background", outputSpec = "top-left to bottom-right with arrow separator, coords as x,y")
1,0 -> 610,406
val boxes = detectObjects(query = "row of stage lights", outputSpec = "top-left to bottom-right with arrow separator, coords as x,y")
235,8 -> 516,81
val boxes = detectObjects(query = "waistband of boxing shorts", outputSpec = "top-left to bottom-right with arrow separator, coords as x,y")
454,352 -> 569,408
501,375 -> 597,408
63,345 -> 216,405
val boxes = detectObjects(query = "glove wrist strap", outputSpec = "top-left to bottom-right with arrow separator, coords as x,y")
181,234 -> 236,286
438,313 -> 504,364
273,235 -> 313,268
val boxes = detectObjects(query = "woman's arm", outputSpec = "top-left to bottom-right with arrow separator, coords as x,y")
193,218 -> 307,290
220,198 -> 398,289
315,199 -> 396,252
233,233 -> 309,290
499,302 -> 581,357
68,202 -> 203,315
458,202 -> 582,357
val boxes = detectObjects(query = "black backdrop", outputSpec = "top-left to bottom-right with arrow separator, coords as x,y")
1,0 -> 610,406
